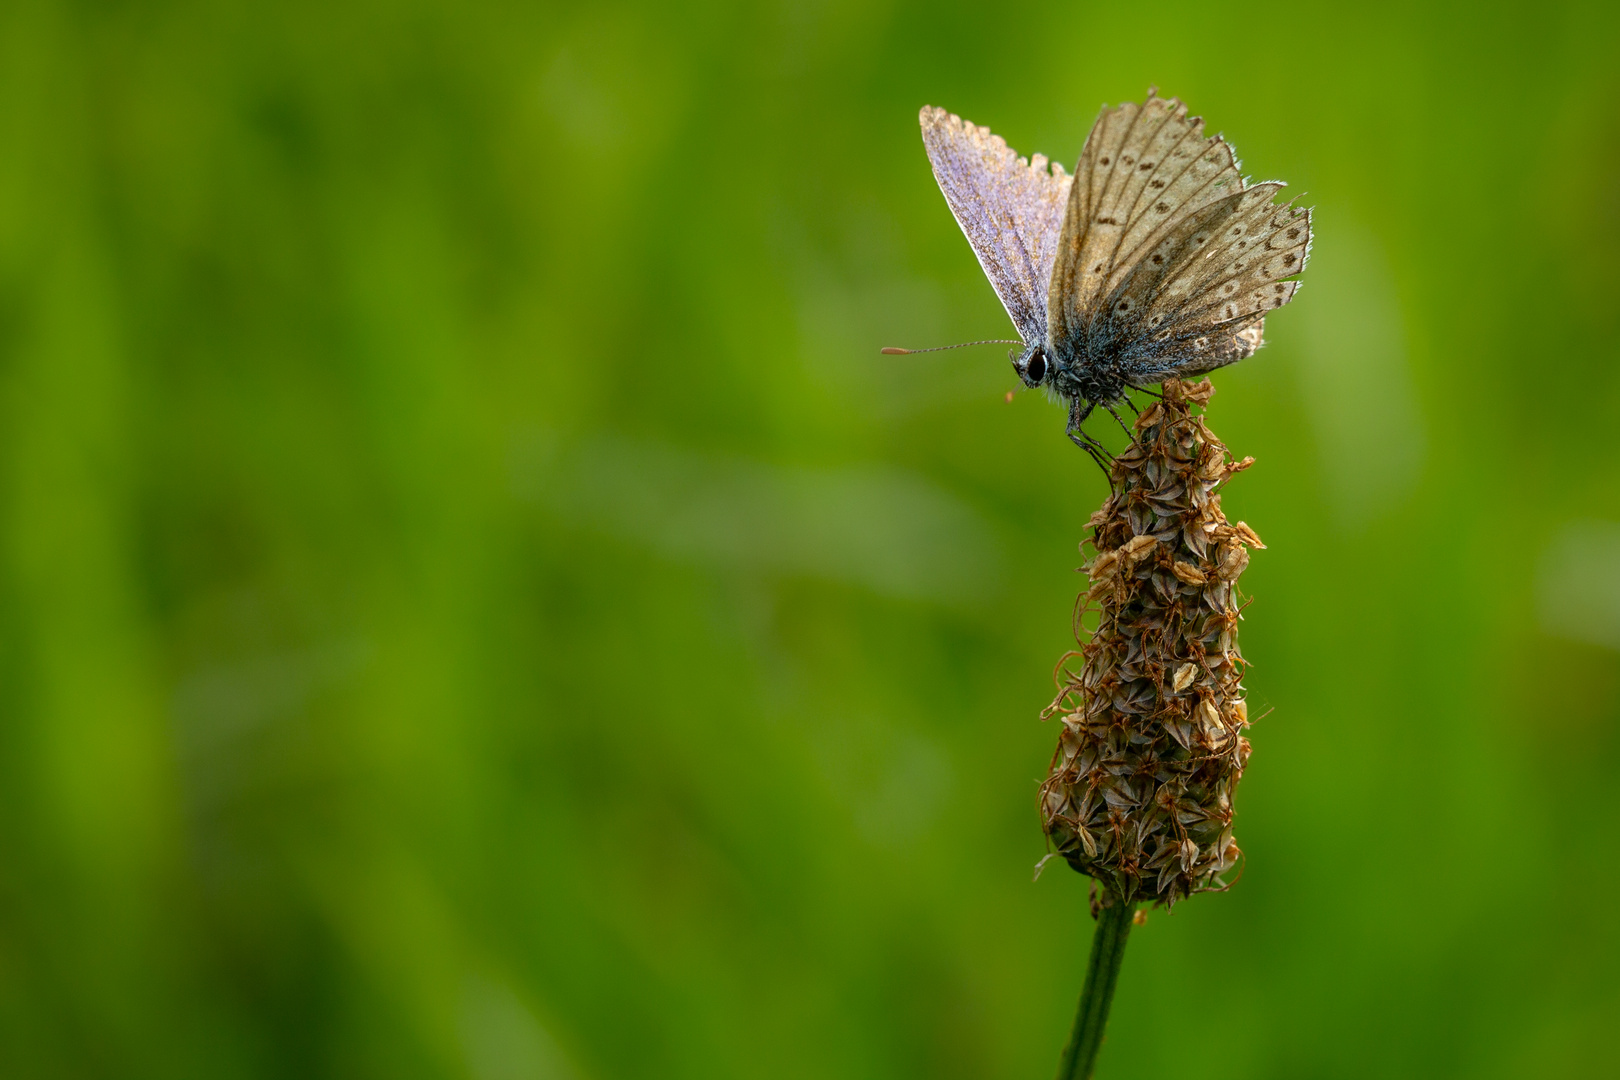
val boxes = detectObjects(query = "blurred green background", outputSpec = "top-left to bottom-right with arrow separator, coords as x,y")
2,0 -> 1619,1076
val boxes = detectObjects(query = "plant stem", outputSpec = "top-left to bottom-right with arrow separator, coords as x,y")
1054,893 -> 1135,1080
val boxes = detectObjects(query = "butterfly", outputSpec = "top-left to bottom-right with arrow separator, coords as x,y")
915,90 -> 1311,463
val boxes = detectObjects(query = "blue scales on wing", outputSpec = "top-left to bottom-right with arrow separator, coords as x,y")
919,107 -> 1073,348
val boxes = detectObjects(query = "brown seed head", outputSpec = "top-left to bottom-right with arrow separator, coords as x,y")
1039,378 -> 1261,907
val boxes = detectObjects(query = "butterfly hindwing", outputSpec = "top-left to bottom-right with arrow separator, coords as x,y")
1168,196 -> 1312,325
919,107 -> 1072,346
1143,191 -> 1312,374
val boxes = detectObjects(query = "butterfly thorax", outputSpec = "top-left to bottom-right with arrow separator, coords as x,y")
1047,334 -> 1128,406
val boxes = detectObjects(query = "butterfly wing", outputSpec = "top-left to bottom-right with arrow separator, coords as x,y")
920,107 -> 1072,346
1048,90 -> 1311,378
1131,188 -> 1312,376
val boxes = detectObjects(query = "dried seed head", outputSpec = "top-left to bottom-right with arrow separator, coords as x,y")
1039,378 -> 1262,907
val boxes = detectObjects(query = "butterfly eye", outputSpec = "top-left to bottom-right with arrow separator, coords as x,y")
1026,351 -> 1048,383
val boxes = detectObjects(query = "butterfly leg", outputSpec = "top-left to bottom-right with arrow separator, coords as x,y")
1075,440 -> 1110,474
1066,398 -> 1113,475
1065,397 -> 1097,448
1103,402 -> 1135,441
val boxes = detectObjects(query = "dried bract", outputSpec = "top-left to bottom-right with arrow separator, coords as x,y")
1040,378 -> 1261,907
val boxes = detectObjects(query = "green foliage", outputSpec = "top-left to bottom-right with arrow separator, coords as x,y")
0,0 -> 1617,1077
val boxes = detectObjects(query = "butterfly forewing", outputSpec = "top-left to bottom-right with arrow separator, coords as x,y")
1106,118 -> 1243,294
1104,107 -> 1213,264
1048,100 -> 1137,339
1093,98 -> 1193,269
1051,92 -> 1251,348
919,107 -> 1072,345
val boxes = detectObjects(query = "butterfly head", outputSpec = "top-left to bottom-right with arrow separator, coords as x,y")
1012,342 -> 1051,388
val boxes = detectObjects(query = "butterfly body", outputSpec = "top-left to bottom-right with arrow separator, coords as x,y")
919,92 -> 1311,455
1014,338 -> 1122,412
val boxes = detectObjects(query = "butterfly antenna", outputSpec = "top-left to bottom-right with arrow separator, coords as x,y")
880,339 -> 1020,355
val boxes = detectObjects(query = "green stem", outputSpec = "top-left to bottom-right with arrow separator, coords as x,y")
1055,893 -> 1135,1080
